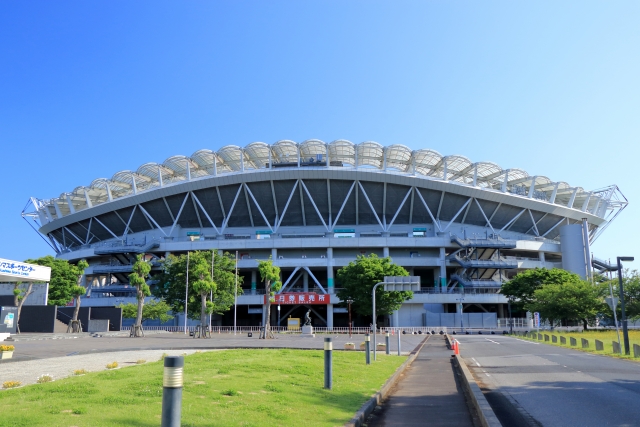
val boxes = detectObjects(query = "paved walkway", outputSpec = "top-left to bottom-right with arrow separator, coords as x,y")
0,332 -> 426,387
368,336 -> 477,427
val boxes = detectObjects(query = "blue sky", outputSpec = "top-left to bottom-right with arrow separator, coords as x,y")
1,1 -> 638,269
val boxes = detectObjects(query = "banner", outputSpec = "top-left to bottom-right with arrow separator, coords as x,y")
265,292 -> 329,305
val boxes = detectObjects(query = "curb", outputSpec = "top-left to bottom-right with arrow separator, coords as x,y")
343,334 -> 430,427
453,353 -> 502,427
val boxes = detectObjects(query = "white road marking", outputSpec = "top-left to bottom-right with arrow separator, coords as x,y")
515,338 -> 539,345
485,338 -> 501,344
472,357 -> 481,367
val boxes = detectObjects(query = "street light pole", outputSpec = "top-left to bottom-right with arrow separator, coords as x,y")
456,296 -> 464,333
372,276 -> 421,361
617,256 -> 634,355
372,282 -> 385,361
347,299 -> 354,339
234,251 -> 238,336
508,297 -> 513,335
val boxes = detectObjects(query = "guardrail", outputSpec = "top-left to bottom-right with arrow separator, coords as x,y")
414,287 -> 501,294
62,231 -> 561,253
139,326 -> 457,334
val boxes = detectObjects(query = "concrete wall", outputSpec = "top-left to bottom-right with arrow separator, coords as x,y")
0,283 -> 49,305
19,305 -> 57,333
397,304 -> 426,327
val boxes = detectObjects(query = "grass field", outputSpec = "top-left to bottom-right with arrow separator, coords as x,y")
0,349 -> 405,427
518,329 -> 640,359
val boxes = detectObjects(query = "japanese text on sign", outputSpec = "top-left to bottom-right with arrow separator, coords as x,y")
265,292 -> 329,305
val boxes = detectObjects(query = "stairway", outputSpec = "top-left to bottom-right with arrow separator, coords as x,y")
54,319 -> 68,333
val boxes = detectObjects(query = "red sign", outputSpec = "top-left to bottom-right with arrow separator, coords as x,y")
265,292 -> 329,305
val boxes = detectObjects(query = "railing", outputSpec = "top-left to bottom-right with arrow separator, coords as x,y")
451,256 -> 518,269
137,326 -> 452,334
414,287 -> 501,294
503,256 -> 541,262
451,275 -> 503,288
137,325 -> 522,334
246,287 -> 500,296
244,287 -> 338,296
62,229 -> 561,253
55,309 -> 73,325
496,318 -> 530,328
450,234 -> 517,249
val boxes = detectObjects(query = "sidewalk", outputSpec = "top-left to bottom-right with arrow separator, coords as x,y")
368,336 -> 477,427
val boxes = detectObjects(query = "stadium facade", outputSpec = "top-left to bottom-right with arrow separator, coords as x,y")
22,140 -> 627,328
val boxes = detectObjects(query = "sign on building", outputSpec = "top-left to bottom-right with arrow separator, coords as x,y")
266,292 -> 329,305
0,258 -> 51,283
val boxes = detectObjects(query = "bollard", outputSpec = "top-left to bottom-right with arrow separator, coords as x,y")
365,334 -> 371,365
324,337 -> 332,389
385,332 -> 390,355
373,328 -> 377,361
454,340 -> 460,355
161,356 -> 184,427
613,341 -> 621,354
397,331 -> 401,356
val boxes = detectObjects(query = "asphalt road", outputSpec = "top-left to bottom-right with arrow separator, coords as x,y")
4,331 -> 426,361
456,334 -> 640,427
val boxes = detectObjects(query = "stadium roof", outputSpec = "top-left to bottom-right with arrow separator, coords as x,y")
31,140 -> 625,220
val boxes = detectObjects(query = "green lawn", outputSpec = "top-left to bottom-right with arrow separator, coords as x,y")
0,349 -> 405,427
518,329 -> 640,359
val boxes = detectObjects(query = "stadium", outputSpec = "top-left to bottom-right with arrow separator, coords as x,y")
22,139 -> 627,329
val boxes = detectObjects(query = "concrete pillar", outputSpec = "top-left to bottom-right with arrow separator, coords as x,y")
498,304 -> 505,319
303,271 -> 309,292
392,310 -> 399,327
165,251 -> 171,259
539,251 -> 546,263
560,224 -> 589,279
327,304 -> 333,330
327,248 -> 334,293
439,247 -> 447,291
251,270 -> 257,295
271,248 -> 278,260
383,247 -> 390,258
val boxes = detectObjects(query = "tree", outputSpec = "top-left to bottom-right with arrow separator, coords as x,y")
24,255 -> 89,306
190,253 -> 216,336
526,281 -> 604,329
598,269 -> 640,322
12,282 -> 33,333
336,254 -> 412,322
153,251 -> 242,322
129,254 -> 151,337
119,300 -> 173,324
500,268 -> 582,312
258,258 -> 281,339
65,259 -> 89,333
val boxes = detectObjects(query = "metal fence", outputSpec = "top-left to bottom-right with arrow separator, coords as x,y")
140,325 -> 454,334
496,318 -> 530,328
